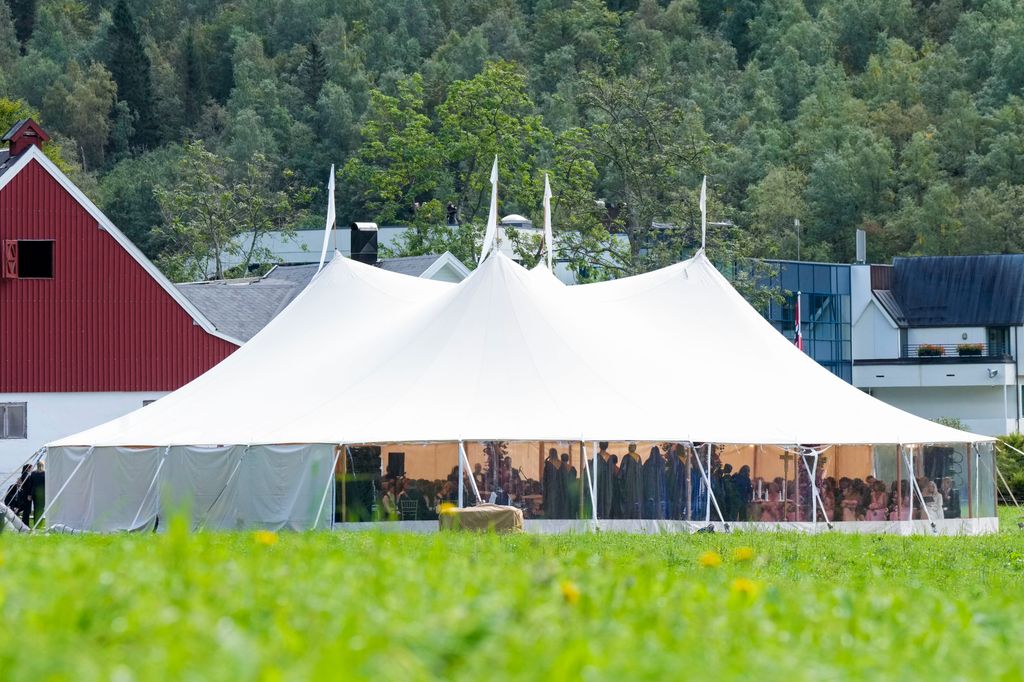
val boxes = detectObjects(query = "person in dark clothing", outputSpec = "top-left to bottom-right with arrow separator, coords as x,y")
941,477 -> 961,519
619,443 -> 644,519
7,464 -> 33,525
560,452 -> 578,519
542,449 -> 563,518
733,465 -> 753,521
594,442 -> 617,519
667,444 -> 689,520
27,462 -> 45,526
642,446 -> 667,519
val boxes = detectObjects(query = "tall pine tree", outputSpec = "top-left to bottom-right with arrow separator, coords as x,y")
182,26 -> 206,128
8,0 -> 34,49
297,40 -> 327,105
106,0 -> 157,150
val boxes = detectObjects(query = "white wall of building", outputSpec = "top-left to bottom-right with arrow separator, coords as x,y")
0,392 -> 167,479
866,386 -> 1015,437
850,265 -> 900,360
852,300 -> 900,360
907,327 -> 986,345
854,361 -> 1015,389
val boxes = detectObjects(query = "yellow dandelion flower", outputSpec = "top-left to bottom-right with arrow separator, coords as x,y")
733,546 -> 755,562
697,550 -> 723,568
560,580 -> 581,605
730,577 -> 761,598
254,530 -> 279,546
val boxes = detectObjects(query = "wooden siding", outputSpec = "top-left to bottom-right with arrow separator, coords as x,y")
0,159 -> 236,392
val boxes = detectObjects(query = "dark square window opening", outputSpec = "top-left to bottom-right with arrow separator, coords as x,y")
17,240 -> 54,279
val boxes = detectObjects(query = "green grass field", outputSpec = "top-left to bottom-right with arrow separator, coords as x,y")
2,510 -> 1023,681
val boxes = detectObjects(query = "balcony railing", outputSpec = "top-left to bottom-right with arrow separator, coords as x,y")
901,343 -> 1011,360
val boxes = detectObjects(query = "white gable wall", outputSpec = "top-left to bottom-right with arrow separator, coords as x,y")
853,300 -> 900,360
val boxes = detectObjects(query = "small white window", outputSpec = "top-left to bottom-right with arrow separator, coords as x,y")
0,403 -> 27,439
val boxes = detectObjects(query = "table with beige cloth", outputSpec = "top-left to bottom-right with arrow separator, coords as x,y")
439,504 -> 524,532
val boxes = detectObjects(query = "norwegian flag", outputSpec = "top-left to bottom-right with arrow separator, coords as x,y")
794,291 -> 803,351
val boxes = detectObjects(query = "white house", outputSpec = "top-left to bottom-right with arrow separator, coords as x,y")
851,256 -> 1023,436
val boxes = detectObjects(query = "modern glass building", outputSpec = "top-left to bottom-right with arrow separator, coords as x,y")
760,260 -> 853,383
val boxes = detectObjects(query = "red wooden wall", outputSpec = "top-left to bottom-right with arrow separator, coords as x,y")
0,159 -> 237,392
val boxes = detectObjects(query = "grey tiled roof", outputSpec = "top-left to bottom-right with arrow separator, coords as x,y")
175,278 -> 299,342
379,254 -> 443,277
0,150 -> 14,180
180,255 -> 450,342
265,263 -> 318,287
1,119 -> 27,141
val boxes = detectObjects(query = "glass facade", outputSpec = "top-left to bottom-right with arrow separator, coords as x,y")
761,260 -> 853,383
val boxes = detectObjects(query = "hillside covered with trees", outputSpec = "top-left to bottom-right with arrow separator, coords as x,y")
2,0 -> 1024,279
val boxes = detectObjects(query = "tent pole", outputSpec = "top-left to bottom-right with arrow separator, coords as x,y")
905,445 -> 933,527
314,447 -> 341,530
458,441 -> 481,505
34,446 -> 94,531
705,444 -> 712,523
799,448 -> 829,526
129,448 -> 167,531
685,445 -> 692,521
966,442 -> 973,518
0,446 -> 45,497
592,441 -> 599,524
458,441 -> 465,508
335,446 -> 344,524
975,444 -> 981,519
2,447 -> 46,527
994,442 -> 1024,509
693,444 -> 726,527
198,446 -> 247,531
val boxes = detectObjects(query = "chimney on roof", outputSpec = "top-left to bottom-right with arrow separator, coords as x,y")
856,229 -> 867,264
350,222 -> 378,265
3,118 -> 49,157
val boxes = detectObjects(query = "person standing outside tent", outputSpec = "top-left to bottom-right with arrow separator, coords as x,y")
27,462 -> 45,526
3,465 -> 31,529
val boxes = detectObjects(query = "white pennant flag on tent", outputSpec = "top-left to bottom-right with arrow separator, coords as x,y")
699,175 -> 707,251
543,173 -> 553,272
317,165 -> 336,273
479,156 -> 499,263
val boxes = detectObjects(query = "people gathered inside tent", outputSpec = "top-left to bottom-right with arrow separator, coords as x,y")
338,440 -> 989,525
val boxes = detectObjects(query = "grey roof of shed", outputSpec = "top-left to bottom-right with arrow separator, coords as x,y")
380,254 -> 447,277
175,277 -> 299,342
178,255 -> 454,342
890,254 -> 1024,327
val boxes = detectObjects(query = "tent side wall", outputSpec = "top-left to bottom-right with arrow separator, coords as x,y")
45,444 -> 336,532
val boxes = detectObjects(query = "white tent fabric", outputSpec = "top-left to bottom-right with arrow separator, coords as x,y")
52,250 -> 989,448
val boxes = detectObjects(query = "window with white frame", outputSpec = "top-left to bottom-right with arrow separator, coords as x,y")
0,403 -> 27,439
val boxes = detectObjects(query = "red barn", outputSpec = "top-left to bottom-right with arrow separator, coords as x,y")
0,119 -> 240,476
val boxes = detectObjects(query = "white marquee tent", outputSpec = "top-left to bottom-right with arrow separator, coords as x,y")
42,249 -> 997,533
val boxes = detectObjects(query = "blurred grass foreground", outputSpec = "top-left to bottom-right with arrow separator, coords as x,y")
1,511 -> 1023,681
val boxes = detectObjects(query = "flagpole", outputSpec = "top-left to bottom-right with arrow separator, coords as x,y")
543,173 -> 553,272
795,291 -> 803,352
316,164 -> 336,273
699,175 -> 707,251
479,156 -> 499,263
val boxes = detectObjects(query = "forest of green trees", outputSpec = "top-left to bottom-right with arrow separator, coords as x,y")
2,0 -> 1024,279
